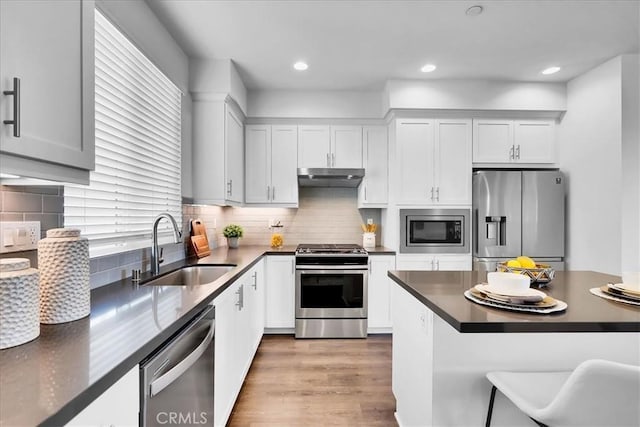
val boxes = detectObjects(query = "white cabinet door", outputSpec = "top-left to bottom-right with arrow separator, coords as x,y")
225,106 -> 244,204
392,284 -> 433,427
245,125 -> 271,203
331,125 -> 362,168
246,260 -> 265,352
66,364 -> 139,427
0,0 -> 94,183
270,125 -> 298,204
435,119 -> 472,205
368,255 -> 395,331
396,119 -> 434,205
514,120 -> 555,163
358,126 -> 388,207
214,280 -> 244,427
298,125 -> 330,168
472,119 -> 514,163
265,255 -> 295,330
396,255 -> 435,271
432,254 -> 472,271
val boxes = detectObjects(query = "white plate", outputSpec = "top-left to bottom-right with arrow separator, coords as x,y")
610,283 -> 640,294
464,290 -> 567,314
475,284 -> 546,302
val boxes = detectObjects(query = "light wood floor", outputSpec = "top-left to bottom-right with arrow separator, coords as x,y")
227,335 -> 396,427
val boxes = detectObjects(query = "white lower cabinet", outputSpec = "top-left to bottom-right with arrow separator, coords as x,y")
396,254 -> 471,271
367,255 -> 395,332
265,255 -> 295,331
214,261 -> 264,427
66,365 -> 139,427
392,284 -> 433,427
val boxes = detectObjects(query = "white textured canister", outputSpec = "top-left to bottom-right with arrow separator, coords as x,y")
38,228 -> 90,324
0,258 -> 40,349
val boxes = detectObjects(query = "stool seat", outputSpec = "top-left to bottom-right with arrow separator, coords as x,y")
485,359 -> 640,427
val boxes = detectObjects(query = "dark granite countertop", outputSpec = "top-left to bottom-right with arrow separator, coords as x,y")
0,245 -> 275,427
389,270 -> 640,333
365,246 -> 396,255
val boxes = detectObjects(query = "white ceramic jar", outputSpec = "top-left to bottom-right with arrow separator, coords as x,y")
0,258 -> 40,349
38,228 -> 90,324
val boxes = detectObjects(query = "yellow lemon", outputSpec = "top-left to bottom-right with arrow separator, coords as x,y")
516,256 -> 536,269
506,259 -> 522,268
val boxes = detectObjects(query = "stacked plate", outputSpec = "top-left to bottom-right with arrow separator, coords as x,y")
592,283 -> 640,306
465,283 -> 568,314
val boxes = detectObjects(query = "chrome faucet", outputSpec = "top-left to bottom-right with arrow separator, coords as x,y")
151,213 -> 182,275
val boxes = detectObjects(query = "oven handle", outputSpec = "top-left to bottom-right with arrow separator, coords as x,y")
149,317 -> 214,397
295,265 -> 368,270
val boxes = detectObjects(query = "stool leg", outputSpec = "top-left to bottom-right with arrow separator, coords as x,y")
485,385 -> 497,427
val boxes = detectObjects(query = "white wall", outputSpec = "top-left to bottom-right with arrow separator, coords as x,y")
97,0 -> 194,197
384,80 -> 566,112
189,58 -> 248,114
557,57 -> 625,274
621,54 -> 640,273
247,90 -> 383,119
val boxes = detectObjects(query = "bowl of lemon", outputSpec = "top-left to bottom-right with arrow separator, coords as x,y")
497,256 -> 555,285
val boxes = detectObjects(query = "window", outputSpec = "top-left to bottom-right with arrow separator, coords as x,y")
65,9 -> 182,257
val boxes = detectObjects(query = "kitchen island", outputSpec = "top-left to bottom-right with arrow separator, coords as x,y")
388,270 -> 640,427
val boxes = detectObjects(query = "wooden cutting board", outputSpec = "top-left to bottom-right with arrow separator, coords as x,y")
190,218 -> 211,258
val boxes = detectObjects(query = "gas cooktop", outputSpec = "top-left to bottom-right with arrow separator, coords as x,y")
295,243 -> 368,255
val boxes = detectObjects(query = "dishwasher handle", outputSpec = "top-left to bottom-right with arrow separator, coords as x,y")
149,317 -> 214,397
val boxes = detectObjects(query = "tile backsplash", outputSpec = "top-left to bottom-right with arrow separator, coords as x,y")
185,187 -> 382,248
1,185 -> 379,288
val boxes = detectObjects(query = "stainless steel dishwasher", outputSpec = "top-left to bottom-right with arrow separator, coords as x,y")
140,304 -> 215,426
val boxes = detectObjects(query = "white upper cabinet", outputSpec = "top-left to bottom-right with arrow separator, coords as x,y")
434,119 -> 472,205
514,120 -> 555,163
396,119 -> 434,205
192,97 -> 245,205
245,124 -> 298,206
0,0 -> 94,184
395,118 -> 472,206
330,125 -> 363,168
358,125 -> 388,207
298,125 -> 362,169
473,119 -> 555,164
298,125 -> 331,168
225,107 -> 244,204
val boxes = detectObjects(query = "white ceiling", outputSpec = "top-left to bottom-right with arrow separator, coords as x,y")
147,0 -> 640,91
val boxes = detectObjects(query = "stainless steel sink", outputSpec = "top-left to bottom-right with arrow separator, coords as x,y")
143,265 -> 235,286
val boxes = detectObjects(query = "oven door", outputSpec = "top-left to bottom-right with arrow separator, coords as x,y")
295,267 -> 368,319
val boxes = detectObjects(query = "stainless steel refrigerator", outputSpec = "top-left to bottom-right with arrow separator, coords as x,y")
473,170 -> 565,272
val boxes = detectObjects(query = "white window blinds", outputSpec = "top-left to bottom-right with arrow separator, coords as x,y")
65,9 -> 182,256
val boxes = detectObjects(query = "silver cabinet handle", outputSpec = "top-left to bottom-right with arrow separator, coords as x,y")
3,77 -> 20,137
326,153 -> 330,167
368,260 -> 372,274
516,145 -> 521,160
267,185 -> 270,200
431,258 -> 435,270
509,145 -> 515,160
436,259 -> 440,270
226,180 -> 232,196
235,284 -> 244,310
364,186 -> 367,201
252,271 -> 258,290
272,186 -> 275,201
332,153 -> 336,167
291,259 -> 294,274
436,187 -> 440,202
150,317 -> 214,397
430,187 -> 434,201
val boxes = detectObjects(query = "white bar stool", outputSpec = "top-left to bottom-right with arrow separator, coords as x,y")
485,359 -> 640,427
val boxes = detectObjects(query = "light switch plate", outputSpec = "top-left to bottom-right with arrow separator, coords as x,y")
0,221 -> 40,253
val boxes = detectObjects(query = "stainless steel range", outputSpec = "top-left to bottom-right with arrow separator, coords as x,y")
295,244 -> 368,338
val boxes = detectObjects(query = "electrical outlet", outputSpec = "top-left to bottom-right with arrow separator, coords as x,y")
367,218 -> 373,225
0,221 -> 40,253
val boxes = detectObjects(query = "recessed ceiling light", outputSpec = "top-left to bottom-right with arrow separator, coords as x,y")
466,5 -> 483,16
293,61 -> 308,71
421,64 -> 437,73
541,66 -> 561,75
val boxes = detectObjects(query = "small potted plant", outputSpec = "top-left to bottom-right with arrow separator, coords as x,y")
222,224 -> 243,249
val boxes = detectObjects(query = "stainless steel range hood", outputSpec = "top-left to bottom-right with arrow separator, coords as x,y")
297,168 -> 365,187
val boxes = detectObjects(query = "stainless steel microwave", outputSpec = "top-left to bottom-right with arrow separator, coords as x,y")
399,209 -> 470,253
